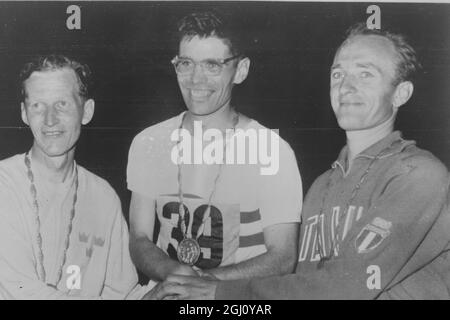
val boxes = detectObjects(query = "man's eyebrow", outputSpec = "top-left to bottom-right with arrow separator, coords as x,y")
330,62 -> 384,74
181,57 -> 224,63
355,62 -> 383,73
330,63 -> 341,71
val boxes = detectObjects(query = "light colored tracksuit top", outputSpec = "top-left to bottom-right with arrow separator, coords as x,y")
0,154 -> 145,299
216,131 -> 450,299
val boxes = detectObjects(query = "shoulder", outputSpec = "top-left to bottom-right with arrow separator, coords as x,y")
130,113 -> 183,150
0,154 -> 30,223
0,154 -> 25,186
369,141 -> 449,206
307,168 -> 334,194
75,166 -> 126,229
245,118 -> 296,157
0,153 -> 24,171
76,165 -> 120,205
392,142 -> 448,185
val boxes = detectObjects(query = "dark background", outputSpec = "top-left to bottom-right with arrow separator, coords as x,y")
1,1 -> 449,221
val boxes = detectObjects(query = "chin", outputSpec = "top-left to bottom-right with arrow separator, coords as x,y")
186,105 -> 219,117
37,144 -> 72,158
337,119 -> 365,131
44,150 -> 70,158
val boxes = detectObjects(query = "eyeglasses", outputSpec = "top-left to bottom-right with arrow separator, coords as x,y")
171,55 -> 241,76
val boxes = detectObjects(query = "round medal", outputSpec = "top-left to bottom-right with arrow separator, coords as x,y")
177,238 -> 201,265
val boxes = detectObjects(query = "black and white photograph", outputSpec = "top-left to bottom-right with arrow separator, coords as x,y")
0,0 -> 449,302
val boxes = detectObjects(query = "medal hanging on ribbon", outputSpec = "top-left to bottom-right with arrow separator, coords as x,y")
176,204 -> 211,266
24,152 -> 78,286
175,112 -> 239,266
177,238 -> 201,266
176,203 -> 201,265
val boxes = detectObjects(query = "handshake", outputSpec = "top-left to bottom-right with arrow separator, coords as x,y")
142,264 -> 219,300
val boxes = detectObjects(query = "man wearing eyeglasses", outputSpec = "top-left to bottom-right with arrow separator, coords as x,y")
127,11 -> 302,286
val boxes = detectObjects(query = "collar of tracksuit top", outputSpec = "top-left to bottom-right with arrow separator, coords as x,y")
331,131 -> 415,176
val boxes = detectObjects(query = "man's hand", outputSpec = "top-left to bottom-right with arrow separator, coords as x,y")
153,275 -> 218,300
196,269 -> 219,280
141,281 -> 180,300
171,264 -> 199,277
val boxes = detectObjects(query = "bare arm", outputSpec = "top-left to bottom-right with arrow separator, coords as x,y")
128,192 -> 198,281
203,223 -> 299,280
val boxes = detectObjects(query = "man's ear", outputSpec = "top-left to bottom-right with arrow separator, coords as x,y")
81,99 -> 95,125
393,81 -> 414,109
233,57 -> 250,84
21,102 -> 29,126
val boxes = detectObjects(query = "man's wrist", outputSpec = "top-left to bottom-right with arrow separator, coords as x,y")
198,268 -> 220,280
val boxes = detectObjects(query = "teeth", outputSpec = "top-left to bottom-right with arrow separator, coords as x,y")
191,89 -> 210,98
44,132 -> 62,136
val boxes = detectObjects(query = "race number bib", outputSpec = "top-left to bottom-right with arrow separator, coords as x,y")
155,195 -> 240,269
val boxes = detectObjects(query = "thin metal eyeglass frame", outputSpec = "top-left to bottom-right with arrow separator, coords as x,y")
171,55 -> 241,75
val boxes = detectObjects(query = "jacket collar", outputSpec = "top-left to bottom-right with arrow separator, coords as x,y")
332,131 -> 415,170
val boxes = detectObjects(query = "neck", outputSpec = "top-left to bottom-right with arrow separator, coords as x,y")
30,144 -> 75,183
184,103 -> 237,134
346,112 -> 396,168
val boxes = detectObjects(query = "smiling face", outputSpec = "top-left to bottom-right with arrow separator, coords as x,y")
330,35 -> 404,131
21,68 -> 94,159
176,35 -> 249,116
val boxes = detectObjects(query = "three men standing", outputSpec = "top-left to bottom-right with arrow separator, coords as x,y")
1,11 -> 448,301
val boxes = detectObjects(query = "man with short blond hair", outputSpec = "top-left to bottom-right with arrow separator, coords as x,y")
0,55 -> 145,299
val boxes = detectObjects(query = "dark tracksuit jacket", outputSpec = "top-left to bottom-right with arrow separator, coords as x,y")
216,131 -> 450,299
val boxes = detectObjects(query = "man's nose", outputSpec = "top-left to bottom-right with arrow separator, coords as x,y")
190,63 -> 207,84
44,105 -> 59,127
339,74 -> 357,94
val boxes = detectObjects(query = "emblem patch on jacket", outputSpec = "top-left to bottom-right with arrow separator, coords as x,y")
355,217 -> 392,254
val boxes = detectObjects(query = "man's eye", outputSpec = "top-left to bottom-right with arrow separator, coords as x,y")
204,61 -> 221,72
55,101 -> 69,109
30,102 -> 44,110
331,71 -> 343,79
179,60 -> 193,68
360,71 -> 374,78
